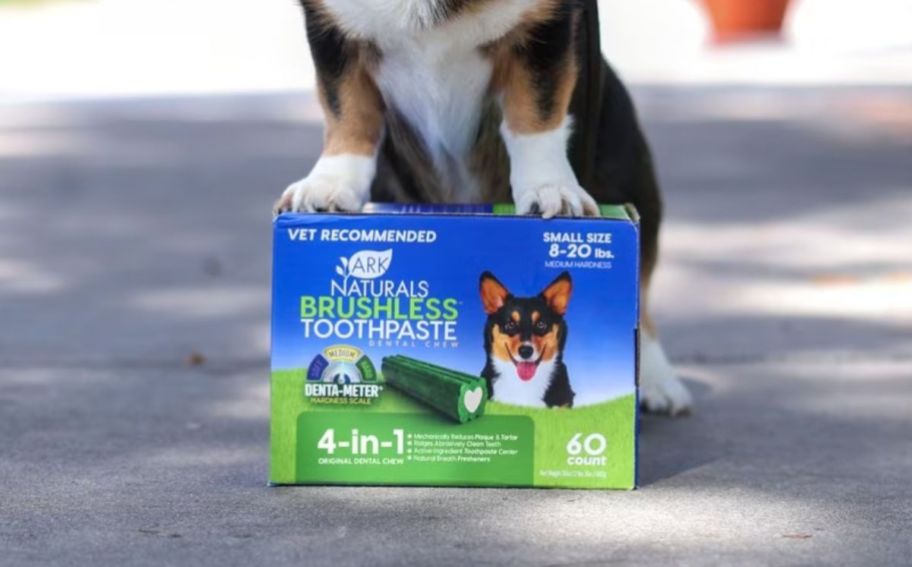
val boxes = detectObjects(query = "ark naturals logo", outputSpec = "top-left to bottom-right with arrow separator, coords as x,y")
332,249 -> 396,297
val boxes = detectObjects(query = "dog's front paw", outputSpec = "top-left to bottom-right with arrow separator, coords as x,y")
273,154 -> 375,216
640,333 -> 693,416
514,183 -> 599,219
274,176 -> 364,215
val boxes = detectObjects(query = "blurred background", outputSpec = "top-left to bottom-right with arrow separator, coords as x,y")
2,0 -> 911,98
1,1 -> 910,564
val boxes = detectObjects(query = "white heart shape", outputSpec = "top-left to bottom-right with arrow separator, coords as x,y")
463,387 -> 483,414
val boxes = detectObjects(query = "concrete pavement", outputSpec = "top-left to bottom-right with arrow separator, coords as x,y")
1,87 -> 910,565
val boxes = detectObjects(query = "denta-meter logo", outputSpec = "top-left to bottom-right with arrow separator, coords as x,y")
304,345 -> 382,403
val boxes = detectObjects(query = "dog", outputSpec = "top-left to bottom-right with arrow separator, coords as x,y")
479,271 -> 574,408
275,0 -> 693,415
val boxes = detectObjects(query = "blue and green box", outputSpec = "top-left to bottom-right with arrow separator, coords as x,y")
271,204 -> 640,489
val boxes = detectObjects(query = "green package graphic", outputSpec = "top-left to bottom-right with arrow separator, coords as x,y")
382,356 -> 488,423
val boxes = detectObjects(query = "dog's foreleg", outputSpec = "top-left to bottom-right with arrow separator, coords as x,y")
275,7 -> 384,215
496,6 -> 598,218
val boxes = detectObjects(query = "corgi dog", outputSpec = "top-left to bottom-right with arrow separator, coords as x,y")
479,271 -> 574,408
275,0 -> 693,415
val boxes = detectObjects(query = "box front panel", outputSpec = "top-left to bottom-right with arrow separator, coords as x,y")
271,214 -> 638,489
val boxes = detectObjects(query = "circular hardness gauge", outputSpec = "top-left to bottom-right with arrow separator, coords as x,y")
321,360 -> 363,384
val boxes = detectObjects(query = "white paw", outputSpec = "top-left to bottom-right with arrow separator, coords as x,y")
640,333 -> 693,416
274,154 -> 374,215
275,176 -> 363,215
514,183 -> 600,218
500,118 -> 599,219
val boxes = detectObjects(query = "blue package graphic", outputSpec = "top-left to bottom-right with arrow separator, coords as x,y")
271,206 -> 640,489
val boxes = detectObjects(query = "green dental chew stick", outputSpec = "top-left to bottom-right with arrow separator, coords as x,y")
382,356 -> 488,423
386,356 -> 490,398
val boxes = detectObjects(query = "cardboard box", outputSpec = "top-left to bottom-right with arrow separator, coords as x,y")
270,204 -> 639,489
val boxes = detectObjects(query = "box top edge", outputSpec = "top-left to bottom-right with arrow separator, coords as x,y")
275,203 -> 636,224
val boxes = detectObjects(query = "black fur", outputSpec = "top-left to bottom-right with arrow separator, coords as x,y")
515,1 -> 575,121
303,3 -> 354,117
479,272 -> 575,408
542,360 -> 573,408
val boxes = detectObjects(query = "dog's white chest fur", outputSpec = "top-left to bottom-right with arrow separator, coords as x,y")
321,0 -> 537,199
375,34 -> 490,199
491,358 -> 554,408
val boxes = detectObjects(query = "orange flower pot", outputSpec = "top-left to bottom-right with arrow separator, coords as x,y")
703,0 -> 792,42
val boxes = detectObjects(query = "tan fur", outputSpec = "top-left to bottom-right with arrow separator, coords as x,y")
488,0 -> 578,134
532,323 -> 559,362
541,278 -> 572,315
498,56 -> 577,134
300,0 -> 384,157
320,57 -> 385,157
481,277 -> 510,314
491,325 -> 521,363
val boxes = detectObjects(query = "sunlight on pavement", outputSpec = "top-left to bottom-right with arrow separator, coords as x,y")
131,286 -> 268,320
728,277 -> 912,320
206,380 -> 271,421
0,258 -> 65,294
0,0 -> 312,101
660,216 -> 912,323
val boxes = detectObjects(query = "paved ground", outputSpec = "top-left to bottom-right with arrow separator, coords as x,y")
1,87 -> 910,565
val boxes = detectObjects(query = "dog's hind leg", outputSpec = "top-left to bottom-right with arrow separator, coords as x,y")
575,57 -> 692,415
639,271 -> 693,416
634,130 -> 692,416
